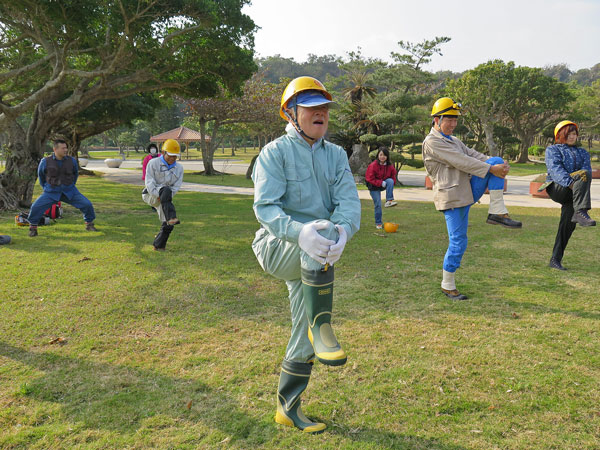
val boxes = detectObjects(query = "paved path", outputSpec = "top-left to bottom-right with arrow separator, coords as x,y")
86,159 -> 600,209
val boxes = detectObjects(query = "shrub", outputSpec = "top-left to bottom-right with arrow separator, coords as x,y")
528,145 -> 546,157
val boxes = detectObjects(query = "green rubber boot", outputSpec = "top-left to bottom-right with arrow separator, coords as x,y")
275,360 -> 326,434
301,266 -> 347,366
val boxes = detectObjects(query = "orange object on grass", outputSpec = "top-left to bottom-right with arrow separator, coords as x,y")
383,222 -> 399,233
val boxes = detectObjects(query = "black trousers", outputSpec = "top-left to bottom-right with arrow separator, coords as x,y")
546,173 -> 592,262
159,187 -> 177,221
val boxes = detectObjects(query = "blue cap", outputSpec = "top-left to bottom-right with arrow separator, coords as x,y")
291,91 -> 335,108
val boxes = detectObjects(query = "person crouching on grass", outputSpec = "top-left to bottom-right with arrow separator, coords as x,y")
27,139 -> 98,237
251,76 -> 361,434
142,139 -> 183,251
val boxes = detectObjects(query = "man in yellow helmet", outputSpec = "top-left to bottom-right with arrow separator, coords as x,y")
142,139 -> 183,250
422,98 -> 522,300
251,76 -> 361,433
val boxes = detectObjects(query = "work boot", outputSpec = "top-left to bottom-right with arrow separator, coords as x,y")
549,258 -> 567,271
275,360 -> 326,434
85,222 -> 98,232
486,214 -> 522,228
441,288 -> 468,300
571,210 -> 596,227
153,222 -> 174,250
302,266 -> 346,366
28,226 -> 38,237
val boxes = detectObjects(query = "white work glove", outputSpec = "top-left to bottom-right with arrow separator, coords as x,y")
381,180 -> 387,188
326,225 -> 347,265
298,221 -> 335,264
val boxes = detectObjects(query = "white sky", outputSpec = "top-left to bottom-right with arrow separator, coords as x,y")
243,0 -> 600,73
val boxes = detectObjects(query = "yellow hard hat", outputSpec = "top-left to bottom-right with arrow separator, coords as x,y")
431,97 -> 462,117
162,139 -> 180,155
279,76 -> 333,120
554,120 -> 578,139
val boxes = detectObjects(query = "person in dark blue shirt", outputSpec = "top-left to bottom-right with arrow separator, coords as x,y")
27,139 -> 97,237
544,120 -> 595,270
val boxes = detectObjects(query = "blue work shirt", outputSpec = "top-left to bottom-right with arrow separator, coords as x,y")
252,124 -> 361,243
37,155 -> 81,201
545,144 -> 591,187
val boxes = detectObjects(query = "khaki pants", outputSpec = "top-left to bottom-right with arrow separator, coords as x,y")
142,190 -> 166,222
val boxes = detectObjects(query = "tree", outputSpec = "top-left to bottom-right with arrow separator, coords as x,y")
445,60 -> 516,156
504,66 -> 574,162
0,0 -> 256,210
571,79 -> 600,135
51,94 -> 160,160
543,63 -> 573,82
362,38 -> 450,155
185,74 -> 281,175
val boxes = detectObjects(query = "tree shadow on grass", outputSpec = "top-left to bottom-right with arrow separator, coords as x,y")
0,342 -> 274,446
1,343 -> 470,449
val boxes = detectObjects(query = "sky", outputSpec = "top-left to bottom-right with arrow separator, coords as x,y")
242,0 -> 600,73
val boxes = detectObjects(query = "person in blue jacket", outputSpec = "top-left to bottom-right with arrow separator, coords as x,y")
27,139 -> 97,237
545,120 -> 595,270
251,76 -> 361,434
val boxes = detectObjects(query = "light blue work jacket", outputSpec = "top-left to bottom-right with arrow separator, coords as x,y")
252,125 -> 361,243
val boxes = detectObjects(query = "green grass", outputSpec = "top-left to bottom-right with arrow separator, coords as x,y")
183,172 -> 254,188
1,177 -> 600,449
87,147 -> 260,163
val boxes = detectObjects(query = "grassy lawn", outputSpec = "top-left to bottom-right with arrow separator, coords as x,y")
1,177 -> 600,449
87,147 -> 260,164
184,172 -> 254,188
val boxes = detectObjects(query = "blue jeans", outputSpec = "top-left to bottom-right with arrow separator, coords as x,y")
28,191 -> 95,225
442,157 -> 504,272
369,178 -> 395,225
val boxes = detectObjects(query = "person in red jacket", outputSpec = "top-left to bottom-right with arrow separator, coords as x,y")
142,143 -> 160,181
365,147 -> 398,229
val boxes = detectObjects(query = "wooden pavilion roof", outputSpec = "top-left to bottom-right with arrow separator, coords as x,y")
150,126 -> 208,142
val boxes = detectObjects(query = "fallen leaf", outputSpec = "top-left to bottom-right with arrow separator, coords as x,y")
48,337 -> 67,345
78,256 -> 91,263
186,400 -> 192,410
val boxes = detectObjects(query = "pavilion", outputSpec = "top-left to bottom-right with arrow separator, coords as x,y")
150,126 -> 208,159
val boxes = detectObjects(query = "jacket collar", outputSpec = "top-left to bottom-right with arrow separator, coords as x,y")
286,123 -> 324,150
430,127 -> 453,141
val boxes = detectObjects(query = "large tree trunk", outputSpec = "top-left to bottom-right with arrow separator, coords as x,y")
348,143 -> 371,183
246,154 -> 259,179
516,133 -> 535,163
482,121 -> 499,157
0,120 -> 46,210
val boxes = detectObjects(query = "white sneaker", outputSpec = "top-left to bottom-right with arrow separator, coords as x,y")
376,224 -> 383,229
384,201 -> 397,208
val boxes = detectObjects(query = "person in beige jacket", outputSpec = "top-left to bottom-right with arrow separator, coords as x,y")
422,97 -> 522,300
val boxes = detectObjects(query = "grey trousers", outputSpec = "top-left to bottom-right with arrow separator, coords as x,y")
252,220 -> 338,363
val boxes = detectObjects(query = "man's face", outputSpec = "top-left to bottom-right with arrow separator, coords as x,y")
53,142 -> 69,159
437,116 -> 458,136
164,153 -> 178,165
294,104 -> 329,142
